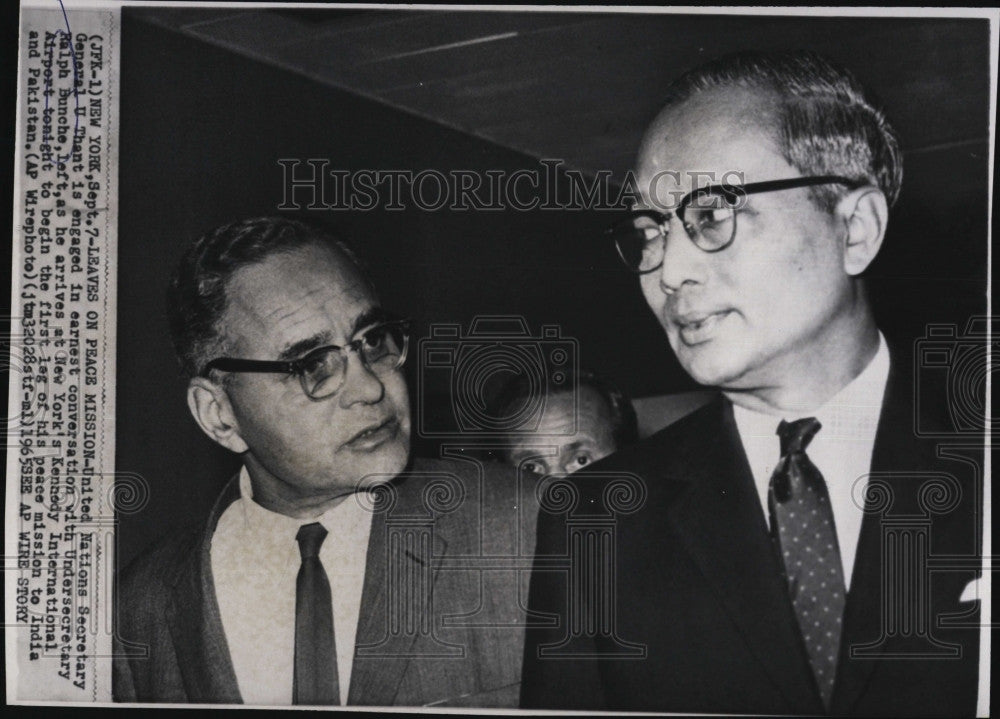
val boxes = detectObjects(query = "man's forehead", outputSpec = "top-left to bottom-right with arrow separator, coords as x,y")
222,244 -> 378,353
541,387 -> 612,427
637,85 -> 781,177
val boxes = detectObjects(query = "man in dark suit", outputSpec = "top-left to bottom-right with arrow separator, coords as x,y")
521,50 -> 982,715
114,217 -> 538,706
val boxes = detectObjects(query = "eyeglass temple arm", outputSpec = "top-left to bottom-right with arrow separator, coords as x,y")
718,175 -> 863,195
200,319 -> 412,377
201,358 -> 297,376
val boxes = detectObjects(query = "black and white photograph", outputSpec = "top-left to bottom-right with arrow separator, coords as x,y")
6,2 -> 995,713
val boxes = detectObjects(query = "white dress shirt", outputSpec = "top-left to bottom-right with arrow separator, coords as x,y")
210,468 -> 373,705
732,334 -> 890,589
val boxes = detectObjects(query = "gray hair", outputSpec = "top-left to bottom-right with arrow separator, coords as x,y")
655,50 -> 903,211
166,216 -> 371,379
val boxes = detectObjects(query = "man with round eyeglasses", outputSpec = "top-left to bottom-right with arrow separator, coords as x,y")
523,50 -> 981,715
114,217 -> 538,707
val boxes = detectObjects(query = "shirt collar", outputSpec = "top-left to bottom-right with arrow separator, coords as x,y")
811,332 -> 890,442
236,466 -> 371,538
732,331 -> 890,442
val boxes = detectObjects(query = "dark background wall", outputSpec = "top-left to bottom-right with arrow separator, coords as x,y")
116,12 -> 990,567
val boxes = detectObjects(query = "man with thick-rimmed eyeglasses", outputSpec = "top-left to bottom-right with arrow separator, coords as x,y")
114,217 -> 538,707
523,50 -> 981,716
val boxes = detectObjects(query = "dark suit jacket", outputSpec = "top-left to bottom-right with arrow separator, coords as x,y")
114,456 -> 539,707
521,345 -> 982,715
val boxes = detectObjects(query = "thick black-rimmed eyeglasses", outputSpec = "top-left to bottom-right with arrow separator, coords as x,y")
609,175 -> 864,274
201,319 -> 411,400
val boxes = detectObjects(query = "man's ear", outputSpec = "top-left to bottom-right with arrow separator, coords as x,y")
187,376 -> 249,454
838,186 -> 889,276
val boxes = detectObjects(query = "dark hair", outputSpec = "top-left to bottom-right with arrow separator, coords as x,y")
493,368 -> 639,453
654,50 -> 903,211
166,216 -> 370,379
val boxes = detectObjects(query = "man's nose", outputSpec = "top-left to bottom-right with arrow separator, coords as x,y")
337,354 -> 386,407
657,222 -> 706,294
539,459 -> 559,477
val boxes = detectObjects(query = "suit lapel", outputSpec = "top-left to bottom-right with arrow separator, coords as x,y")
663,398 -> 822,712
832,489 -> 885,714
348,475 -> 449,705
832,347 -> 932,713
165,474 -> 243,703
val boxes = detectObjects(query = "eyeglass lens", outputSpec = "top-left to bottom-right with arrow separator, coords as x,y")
683,192 -> 737,251
614,215 -> 663,272
302,323 -> 407,398
613,197 -> 738,272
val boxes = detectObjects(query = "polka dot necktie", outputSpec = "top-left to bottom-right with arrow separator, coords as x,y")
768,418 -> 845,710
294,523 -> 339,705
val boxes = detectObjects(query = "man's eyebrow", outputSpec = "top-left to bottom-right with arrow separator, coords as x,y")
509,445 -> 558,460
276,332 -> 333,363
350,306 -> 388,337
275,307 -> 387,362
562,439 -> 598,453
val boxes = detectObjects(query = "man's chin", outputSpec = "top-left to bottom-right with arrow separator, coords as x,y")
349,439 -> 411,490
677,350 -> 748,389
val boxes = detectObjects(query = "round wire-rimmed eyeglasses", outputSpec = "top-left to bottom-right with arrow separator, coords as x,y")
609,175 -> 864,274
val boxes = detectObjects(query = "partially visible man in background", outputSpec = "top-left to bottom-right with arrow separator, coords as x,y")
114,217 -> 538,707
522,50 -> 981,715
494,369 -> 638,476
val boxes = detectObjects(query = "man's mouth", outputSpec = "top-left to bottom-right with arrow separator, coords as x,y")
674,310 -> 732,345
345,417 -> 399,450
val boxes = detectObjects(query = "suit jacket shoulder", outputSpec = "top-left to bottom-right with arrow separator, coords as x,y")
407,455 -> 539,552
358,455 -> 539,707
115,523 -> 199,639
564,393 -> 730,509
113,476 -> 241,703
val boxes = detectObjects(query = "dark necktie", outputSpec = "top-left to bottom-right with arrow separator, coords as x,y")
768,418 -> 846,711
294,522 -> 339,705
